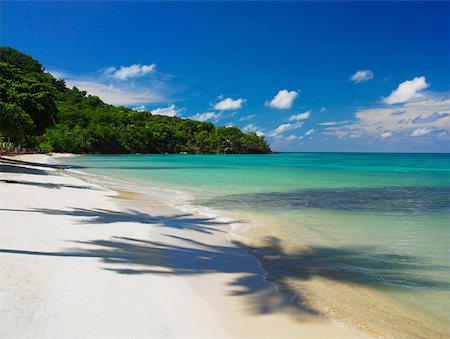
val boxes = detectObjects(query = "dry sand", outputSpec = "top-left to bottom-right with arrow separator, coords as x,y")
0,154 -> 365,338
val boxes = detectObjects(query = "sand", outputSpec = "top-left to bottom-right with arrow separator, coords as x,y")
0,154 -> 365,338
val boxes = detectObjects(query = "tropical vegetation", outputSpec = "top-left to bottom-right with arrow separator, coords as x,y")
0,47 -> 271,154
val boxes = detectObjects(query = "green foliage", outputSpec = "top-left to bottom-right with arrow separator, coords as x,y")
0,47 -> 272,154
0,101 -> 34,143
0,47 -> 43,73
0,56 -> 57,143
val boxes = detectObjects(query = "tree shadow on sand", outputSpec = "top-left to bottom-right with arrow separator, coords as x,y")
0,179 -> 97,190
0,163 -> 55,176
1,207 -> 449,317
0,156 -> 82,175
0,157 -> 82,170
0,207 -> 227,234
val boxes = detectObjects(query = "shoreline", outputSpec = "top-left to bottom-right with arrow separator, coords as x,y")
0,154 -> 363,338
51,153 -> 450,338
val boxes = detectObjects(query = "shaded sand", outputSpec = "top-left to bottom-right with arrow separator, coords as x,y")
0,154 -> 364,338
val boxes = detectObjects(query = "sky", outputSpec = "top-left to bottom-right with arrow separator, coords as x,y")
1,1 -> 449,152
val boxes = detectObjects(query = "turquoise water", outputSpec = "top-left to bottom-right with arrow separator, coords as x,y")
65,153 -> 450,335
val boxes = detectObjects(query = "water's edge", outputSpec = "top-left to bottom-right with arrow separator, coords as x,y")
55,157 -> 367,336
57,154 -> 450,338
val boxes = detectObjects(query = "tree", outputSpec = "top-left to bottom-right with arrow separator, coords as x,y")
0,47 -> 43,73
0,102 -> 34,144
0,57 -> 57,143
0,47 -> 272,154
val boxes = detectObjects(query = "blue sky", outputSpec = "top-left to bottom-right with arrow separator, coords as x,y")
1,1 -> 449,152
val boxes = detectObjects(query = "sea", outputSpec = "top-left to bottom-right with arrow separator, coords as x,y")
63,152 -> 450,337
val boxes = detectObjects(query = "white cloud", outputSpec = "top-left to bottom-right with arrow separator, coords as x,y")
285,135 -> 297,141
108,64 -> 156,80
151,104 -> 182,117
48,68 -> 171,106
349,69 -> 374,83
239,114 -> 256,122
304,129 -> 315,136
355,97 -> 449,136
320,107 -> 326,112
132,105 -> 147,112
383,76 -> 429,104
214,97 -> 245,110
190,112 -> 221,122
242,123 -> 264,136
411,128 -> 432,137
102,66 -> 117,76
242,123 -> 258,132
321,125 -> 361,139
49,70 -> 69,79
289,111 -> 311,121
326,92 -> 450,141
63,79 -> 164,106
321,127 -> 355,139
269,122 -> 303,137
267,89 -> 298,109
318,120 -> 352,126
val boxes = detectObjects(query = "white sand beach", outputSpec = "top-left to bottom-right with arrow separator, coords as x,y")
0,154 -> 364,338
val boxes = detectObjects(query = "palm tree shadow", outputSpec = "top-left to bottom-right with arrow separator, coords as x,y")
0,179 -> 97,190
1,231 -> 449,317
0,157 -> 82,170
0,163 -> 53,176
0,207 -> 227,234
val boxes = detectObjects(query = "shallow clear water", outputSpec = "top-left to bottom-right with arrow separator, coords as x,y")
65,153 -> 450,334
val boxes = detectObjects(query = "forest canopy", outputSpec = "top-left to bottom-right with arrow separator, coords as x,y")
0,47 -> 271,154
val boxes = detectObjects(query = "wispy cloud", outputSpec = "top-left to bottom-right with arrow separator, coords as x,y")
356,96 -> 449,137
104,64 -> 156,80
131,105 -> 148,112
239,114 -> 256,122
322,90 -> 450,141
349,69 -> 374,83
63,79 -> 164,106
48,70 -> 69,79
189,112 -> 221,122
380,131 -> 393,139
48,68 -> 172,106
321,125 -> 360,139
269,121 -> 303,137
318,120 -> 352,126
289,111 -> 310,121
151,104 -> 183,117
304,129 -> 315,136
242,123 -> 264,136
267,89 -> 298,109
383,76 -> 429,104
411,128 -> 432,137
214,97 -> 245,110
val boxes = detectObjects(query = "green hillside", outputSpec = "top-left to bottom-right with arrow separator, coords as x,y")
0,47 -> 271,154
